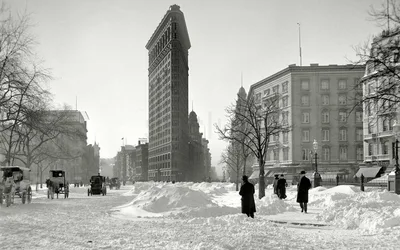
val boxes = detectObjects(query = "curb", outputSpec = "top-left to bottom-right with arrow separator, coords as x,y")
267,219 -> 328,227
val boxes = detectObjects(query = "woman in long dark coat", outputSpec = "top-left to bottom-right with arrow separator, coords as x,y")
276,174 -> 287,199
296,171 -> 312,213
239,175 -> 256,218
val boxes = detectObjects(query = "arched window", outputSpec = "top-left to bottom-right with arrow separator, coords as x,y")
322,110 -> 329,123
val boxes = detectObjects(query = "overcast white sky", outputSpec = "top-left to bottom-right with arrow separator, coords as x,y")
6,0 -> 385,174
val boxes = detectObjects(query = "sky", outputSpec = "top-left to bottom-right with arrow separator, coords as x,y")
5,0 -> 386,174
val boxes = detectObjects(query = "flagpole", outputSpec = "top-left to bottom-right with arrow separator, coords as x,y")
297,22 -> 302,66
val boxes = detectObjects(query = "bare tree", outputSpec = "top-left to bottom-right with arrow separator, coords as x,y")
220,143 -> 243,191
216,93 -> 289,199
0,4 -> 53,166
7,106 -> 87,168
353,0 -> 400,115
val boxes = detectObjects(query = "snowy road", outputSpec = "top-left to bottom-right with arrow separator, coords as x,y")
1,184 -> 400,250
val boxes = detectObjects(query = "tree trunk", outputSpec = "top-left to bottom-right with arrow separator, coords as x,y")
40,166 -> 43,189
258,157 -> 265,199
36,165 -> 40,191
236,157 -> 240,191
242,155 -> 247,176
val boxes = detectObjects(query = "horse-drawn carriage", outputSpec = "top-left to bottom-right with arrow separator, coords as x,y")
0,166 -> 32,207
88,174 -> 107,196
109,177 -> 121,190
46,170 -> 69,199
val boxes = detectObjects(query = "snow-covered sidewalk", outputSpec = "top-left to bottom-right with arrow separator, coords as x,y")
1,182 -> 400,249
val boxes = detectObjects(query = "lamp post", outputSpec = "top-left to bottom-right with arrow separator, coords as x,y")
313,139 -> 321,187
393,120 -> 400,194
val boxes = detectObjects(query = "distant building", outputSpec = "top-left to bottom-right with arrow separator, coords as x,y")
135,140 -> 149,181
146,5 -> 191,181
248,64 -> 365,180
82,142 -> 101,180
115,145 -> 136,183
45,110 -> 88,184
188,111 -> 204,182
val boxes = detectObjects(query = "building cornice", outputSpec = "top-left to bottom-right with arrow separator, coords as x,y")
145,5 -> 191,50
249,64 -> 365,95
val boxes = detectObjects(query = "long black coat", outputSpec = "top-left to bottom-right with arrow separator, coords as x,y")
276,178 -> 287,199
239,181 -> 256,214
296,176 -> 311,203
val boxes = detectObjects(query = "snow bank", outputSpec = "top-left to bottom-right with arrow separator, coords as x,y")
256,194 -> 297,215
312,185 -> 400,232
118,182 -> 238,218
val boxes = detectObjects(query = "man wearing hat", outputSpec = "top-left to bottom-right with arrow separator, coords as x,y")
239,175 -> 256,218
296,170 -> 312,213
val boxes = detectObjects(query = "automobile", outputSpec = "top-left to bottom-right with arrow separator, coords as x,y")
88,174 -> 107,196
109,177 -> 121,190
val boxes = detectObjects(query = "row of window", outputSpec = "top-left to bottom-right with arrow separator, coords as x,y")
301,78 -> 361,91
301,111 -> 363,123
367,117 -> 395,134
301,147 -> 363,161
300,94 -> 353,106
301,128 -> 363,142
265,146 -> 363,161
367,142 -> 394,156
261,81 -> 289,98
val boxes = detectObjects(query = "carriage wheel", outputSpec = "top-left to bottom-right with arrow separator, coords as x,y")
22,191 -> 26,204
0,191 -> 3,205
27,187 -> 32,204
87,189 -> 90,196
56,191 -> 59,199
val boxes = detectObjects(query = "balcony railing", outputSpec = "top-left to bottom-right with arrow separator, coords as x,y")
365,154 -> 391,162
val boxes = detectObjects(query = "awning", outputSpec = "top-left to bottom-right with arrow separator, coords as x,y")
266,170 -> 288,177
355,167 -> 382,178
249,170 -> 273,179
249,170 -> 259,180
319,172 -> 347,180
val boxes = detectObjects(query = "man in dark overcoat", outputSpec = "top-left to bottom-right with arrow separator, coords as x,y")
276,174 -> 287,199
296,170 -> 312,213
239,175 -> 256,218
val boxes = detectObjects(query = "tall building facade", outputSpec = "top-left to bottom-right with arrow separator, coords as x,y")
248,64 -> 365,180
146,5 -> 191,181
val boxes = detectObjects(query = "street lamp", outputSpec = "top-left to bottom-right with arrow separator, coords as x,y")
313,139 -> 321,187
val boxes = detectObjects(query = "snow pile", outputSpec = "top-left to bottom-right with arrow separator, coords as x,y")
310,185 -> 360,208
256,193 -> 297,215
312,185 -> 400,232
121,182 -> 238,218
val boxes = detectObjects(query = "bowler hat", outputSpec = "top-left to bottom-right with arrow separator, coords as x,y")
242,175 -> 248,181
300,170 -> 306,174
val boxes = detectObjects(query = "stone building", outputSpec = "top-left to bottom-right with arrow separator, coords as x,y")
361,29 -> 400,177
135,140 -> 149,181
146,5 -> 191,181
248,64 -> 365,181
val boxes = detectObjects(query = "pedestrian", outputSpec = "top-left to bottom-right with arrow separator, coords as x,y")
273,174 -> 279,196
276,174 -> 288,199
239,175 -> 256,218
296,170 -> 311,213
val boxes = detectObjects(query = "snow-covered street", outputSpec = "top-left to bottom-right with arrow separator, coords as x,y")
1,182 -> 400,250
